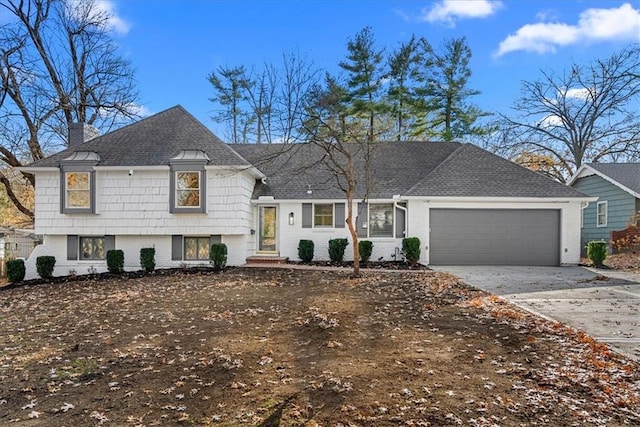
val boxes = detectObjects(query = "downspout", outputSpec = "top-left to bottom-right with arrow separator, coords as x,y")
394,200 -> 407,237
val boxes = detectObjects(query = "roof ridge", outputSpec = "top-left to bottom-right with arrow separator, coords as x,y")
404,142 -> 465,195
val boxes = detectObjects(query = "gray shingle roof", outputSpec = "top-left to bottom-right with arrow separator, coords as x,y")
233,141 -> 586,199
406,144 -> 586,198
586,163 -> 640,196
28,105 -> 250,167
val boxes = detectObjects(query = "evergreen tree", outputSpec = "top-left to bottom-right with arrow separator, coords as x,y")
338,27 -> 387,142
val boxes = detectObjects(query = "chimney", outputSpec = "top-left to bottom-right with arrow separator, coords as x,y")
68,123 -> 99,147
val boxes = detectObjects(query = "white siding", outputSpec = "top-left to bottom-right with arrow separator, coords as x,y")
24,234 -> 249,280
273,201 -> 405,262
34,169 -> 255,235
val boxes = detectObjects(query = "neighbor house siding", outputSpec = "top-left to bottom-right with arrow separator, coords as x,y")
572,175 -> 637,247
34,168 -> 255,236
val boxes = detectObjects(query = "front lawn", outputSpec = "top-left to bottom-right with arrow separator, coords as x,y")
1,268 -> 638,426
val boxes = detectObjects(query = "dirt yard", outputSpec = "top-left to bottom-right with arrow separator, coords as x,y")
1,268 -> 639,426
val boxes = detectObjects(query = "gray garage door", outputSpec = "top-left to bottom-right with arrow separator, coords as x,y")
430,209 -> 560,266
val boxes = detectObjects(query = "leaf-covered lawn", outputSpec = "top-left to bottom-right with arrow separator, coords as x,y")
1,268 -> 638,426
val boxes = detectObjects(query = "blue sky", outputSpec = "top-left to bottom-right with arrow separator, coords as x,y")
101,0 -> 639,137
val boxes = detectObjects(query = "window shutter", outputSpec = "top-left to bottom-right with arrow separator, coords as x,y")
334,203 -> 345,228
302,203 -> 312,228
356,202 -> 368,238
395,203 -> 406,238
171,235 -> 183,260
67,235 -> 78,260
104,235 -> 116,252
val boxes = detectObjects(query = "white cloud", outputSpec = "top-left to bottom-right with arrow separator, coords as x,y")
564,87 -> 592,100
539,115 -> 563,127
421,0 -> 502,26
496,3 -> 640,56
96,0 -> 131,35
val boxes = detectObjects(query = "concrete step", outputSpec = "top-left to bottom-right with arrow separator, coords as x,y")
245,256 -> 289,265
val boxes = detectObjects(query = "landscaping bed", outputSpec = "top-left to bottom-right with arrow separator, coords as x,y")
1,268 -> 638,426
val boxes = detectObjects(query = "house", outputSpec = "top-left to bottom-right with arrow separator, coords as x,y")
569,163 -> 640,249
21,105 -> 591,279
0,227 -> 41,276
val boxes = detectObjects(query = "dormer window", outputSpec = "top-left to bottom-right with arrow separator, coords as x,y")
176,171 -> 201,207
60,151 -> 99,214
170,150 -> 208,213
65,172 -> 91,208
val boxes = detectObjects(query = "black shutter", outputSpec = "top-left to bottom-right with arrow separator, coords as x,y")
171,235 -> 183,260
334,203 -> 345,228
67,235 -> 78,260
302,203 -> 312,228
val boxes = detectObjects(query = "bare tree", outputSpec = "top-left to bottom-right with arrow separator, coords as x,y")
0,0 -> 140,219
498,44 -> 640,182
303,74 -> 379,277
209,51 -> 319,144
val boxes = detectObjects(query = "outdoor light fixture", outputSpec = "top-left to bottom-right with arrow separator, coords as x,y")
306,185 -> 312,195
288,212 -> 295,225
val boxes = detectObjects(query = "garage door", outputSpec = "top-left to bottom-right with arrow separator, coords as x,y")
430,209 -> 560,266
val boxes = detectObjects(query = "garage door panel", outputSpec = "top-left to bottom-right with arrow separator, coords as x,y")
430,209 -> 560,266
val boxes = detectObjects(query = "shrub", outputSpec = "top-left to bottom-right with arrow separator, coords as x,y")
328,238 -> 349,262
586,241 -> 607,267
359,240 -> 373,263
36,256 -> 56,279
298,239 -> 314,263
402,237 -> 421,263
210,243 -> 227,270
106,249 -> 125,274
140,247 -> 156,272
6,259 -> 25,283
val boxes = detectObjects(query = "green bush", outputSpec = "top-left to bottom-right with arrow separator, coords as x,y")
402,237 -> 421,263
328,238 -> 349,262
36,256 -> 56,279
298,240 -> 314,263
586,241 -> 607,267
359,240 -> 373,263
6,259 -> 25,283
210,243 -> 227,270
106,249 -> 124,274
140,247 -> 156,272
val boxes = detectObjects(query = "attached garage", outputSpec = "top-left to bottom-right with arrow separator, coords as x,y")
429,209 -> 560,266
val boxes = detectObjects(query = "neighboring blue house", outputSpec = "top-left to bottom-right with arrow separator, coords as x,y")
569,163 -> 640,249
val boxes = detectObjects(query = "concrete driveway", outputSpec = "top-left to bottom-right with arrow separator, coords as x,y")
432,266 -> 640,361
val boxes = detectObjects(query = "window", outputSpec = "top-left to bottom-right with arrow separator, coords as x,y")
176,171 -> 201,207
80,236 -> 105,260
597,201 -> 608,227
169,153 -> 207,214
67,235 -> 114,261
184,237 -> 210,261
369,203 -> 394,238
65,172 -> 91,208
171,235 -> 221,261
314,204 -> 333,227
60,151 -> 99,214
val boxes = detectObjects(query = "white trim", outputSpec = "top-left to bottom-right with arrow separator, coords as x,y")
569,164 -> 640,199
596,201 -> 608,227
94,165 -> 169,171
17,166 -> 59,173
403,196 -> 597,203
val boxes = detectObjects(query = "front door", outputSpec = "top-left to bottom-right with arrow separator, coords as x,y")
258,206 -> 277,253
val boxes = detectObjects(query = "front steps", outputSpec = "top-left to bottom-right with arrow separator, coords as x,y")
245,256 -> 289,265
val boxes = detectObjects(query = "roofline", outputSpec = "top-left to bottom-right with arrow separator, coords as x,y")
401,196 -> 598,203
17,166 -> 59,173
568,164 -> 640,199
